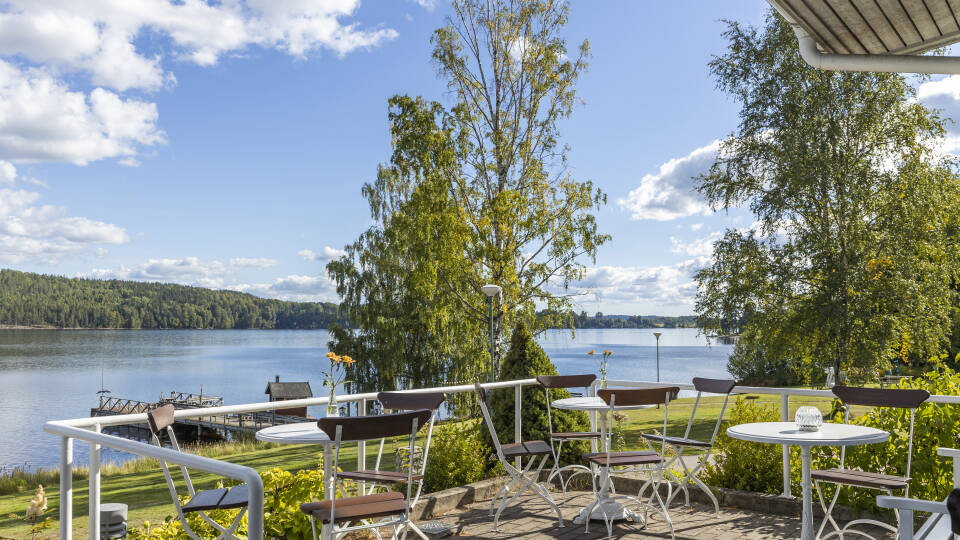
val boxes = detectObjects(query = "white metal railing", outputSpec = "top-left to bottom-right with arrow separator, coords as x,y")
45,376 -> 960,539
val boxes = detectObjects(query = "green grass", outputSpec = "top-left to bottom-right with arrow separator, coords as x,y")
0,393 -> 852,538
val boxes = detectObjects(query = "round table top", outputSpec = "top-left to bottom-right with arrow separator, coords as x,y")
726,422 -> 889,447
551,396 -> 653,411
255,422 -> 334,445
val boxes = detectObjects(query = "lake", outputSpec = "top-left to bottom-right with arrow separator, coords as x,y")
0,328 -> 733,470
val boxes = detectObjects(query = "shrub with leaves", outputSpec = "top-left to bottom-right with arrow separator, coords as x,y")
483,322 -> 591,465
422,420 -> 492,493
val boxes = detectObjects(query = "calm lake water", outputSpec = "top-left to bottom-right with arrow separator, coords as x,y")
0,328 -> 732,470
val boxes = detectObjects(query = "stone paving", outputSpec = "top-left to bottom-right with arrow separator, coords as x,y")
426,491 -> 896,539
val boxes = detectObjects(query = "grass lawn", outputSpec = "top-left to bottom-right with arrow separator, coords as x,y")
0,392 -> 846,538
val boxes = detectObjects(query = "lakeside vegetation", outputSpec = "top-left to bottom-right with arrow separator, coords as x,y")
0,269 -> 343,330
540,310 -> 698,329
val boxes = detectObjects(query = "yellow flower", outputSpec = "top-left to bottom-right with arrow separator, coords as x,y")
587,350 -> 595,356
604,349 -> 613,356
341,355 -> 355,365
325,352 -> 337,359
26,485 -> 46,519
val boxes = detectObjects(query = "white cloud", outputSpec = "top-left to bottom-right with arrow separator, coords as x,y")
86,257 -> 229,287
299,246 -> 345,261
570,259 -> 709,308
230,257 -> 278,268
0,161 -> 15,184
617,141 -> 719,221
670,231 -> 721,258
918,75 -> 960,101
411,0 -> 437,10
0,184 -> 129,263
0,61 -> 166,165
690,223 -> 704,231
229,274 -> 336,302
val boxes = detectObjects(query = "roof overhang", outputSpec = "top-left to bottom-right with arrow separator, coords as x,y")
767,0 -> 960,73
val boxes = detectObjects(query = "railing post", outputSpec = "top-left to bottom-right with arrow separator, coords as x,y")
589,382 -> 598,453
60,436 -> 73,540
247,479 -> 264,540
359,398 -> 368,492
89,424 -> 101,540
781,393 -> 792,498
515,384 -> 522,469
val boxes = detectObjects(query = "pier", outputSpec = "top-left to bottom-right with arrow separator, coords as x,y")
90,392 -> 308,442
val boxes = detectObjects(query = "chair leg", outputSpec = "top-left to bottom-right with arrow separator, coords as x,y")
814,481 -> 843,539
309,516 -> 319,540
651,472 -> 675,540
405,521 -> 430,540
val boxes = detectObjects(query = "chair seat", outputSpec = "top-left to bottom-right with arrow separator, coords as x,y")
182,485 -> 249,513
300,491 -> 407,524
641,434 -> 712,448
501,441 -> 552,457
551,431 -> 601,440
811,468 -> 909,490
583,450 -> 661,466
338,470 -> 423,484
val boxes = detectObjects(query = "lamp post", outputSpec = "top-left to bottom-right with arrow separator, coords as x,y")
481,284 -> 502,382
653,332 -> 662,382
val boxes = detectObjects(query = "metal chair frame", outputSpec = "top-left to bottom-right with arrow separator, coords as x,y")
147,408 -> 247,540
638,377 -> 736,514
585,387 -> 677,539
475,383 -> 564,532
814,386 -> 929,540
307,411 -> 430,540
538,374 -> 600,502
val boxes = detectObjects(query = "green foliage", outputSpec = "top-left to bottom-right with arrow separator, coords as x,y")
0,269 -> 341,329
702,397 -> 797,494
329,0 -> 608,396
483,322 -> 590,465
539,310 -> 699,329
128,467 -> 328,540
422,420 -> 492,493
696,11 -> 960,383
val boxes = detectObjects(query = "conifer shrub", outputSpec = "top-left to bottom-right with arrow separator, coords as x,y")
482,321 -> 591,465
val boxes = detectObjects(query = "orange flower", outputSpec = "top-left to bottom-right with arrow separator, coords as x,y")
587,350 -> 595,356
325,352 -> 337,359
603,349 -> 613,356
341,355 -> 355,365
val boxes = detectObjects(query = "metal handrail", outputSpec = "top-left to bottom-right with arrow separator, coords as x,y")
48,376 -> 960,539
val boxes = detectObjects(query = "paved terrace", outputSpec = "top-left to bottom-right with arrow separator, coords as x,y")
425,492 -> 895,539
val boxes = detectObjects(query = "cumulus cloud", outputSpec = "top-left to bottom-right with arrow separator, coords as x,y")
0,175 -> 129,263
617,141 -> 719,221
569,259 -> 709,308
299,246 -> 345,261
0,1 -> 398,165
230,257 -> 278,268
918,75 -> 960,101
229,274 -> 335,302
670,231 -> 721,258
0,61 -> 165,165
86,257 -> 229,287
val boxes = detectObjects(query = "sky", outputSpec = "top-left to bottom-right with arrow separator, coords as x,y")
3,1 -> 960,316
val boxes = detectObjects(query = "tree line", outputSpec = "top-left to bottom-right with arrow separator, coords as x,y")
539,310 -> 698,329
0,269 -> 342,330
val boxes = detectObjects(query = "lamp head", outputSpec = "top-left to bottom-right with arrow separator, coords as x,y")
653,332 -> 662,338
481,284 -> 502,297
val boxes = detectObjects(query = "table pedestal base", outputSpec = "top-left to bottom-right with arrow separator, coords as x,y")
573,498 -> 643,525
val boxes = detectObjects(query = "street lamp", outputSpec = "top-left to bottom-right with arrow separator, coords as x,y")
653,332 -> 662,382
481,284 -> 502,382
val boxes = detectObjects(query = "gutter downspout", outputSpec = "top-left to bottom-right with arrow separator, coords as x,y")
771,3 -> 960,74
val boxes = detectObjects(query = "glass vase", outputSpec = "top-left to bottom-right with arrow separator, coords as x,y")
326,387 -> 339,417
795,406 -> 823,432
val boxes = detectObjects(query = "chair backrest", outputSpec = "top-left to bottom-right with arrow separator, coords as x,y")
832,386 -> 930,488
147,404 -> 176,434
377,391 -> 445,411
536,374 -> 596,389
688,378 -> 737,444
598,387 -> 679,406
317,409 -> 431,442
475,383 -> 507,460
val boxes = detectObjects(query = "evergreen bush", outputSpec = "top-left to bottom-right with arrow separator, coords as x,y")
482,321 -> 591,465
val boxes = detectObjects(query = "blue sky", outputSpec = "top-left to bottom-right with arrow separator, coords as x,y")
3,1 -> 959,316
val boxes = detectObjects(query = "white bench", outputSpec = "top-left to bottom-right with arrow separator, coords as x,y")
877,447 -> 959,539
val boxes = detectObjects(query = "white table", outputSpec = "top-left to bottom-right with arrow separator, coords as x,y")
257,422 -> 340,537
552,396 -> 653,525
726,422 -> 889,540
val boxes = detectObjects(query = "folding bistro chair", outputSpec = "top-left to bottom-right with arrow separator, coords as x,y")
537,374 -> 601,501
300,409 -> 432,540
582,387 -> 679,539
340,391 -> 445,509
146,405 -> 248,540
813,386 -> 930,539
639,377 -> 736,514
474,383 -> 564,531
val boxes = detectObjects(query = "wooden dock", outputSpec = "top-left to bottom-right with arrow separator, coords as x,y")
90,392 -> 308,442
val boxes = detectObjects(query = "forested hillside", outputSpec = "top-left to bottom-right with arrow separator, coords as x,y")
538,310 -> 698,329
0,269 -> 342,329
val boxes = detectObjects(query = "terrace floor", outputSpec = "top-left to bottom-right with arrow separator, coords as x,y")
427,491 -> 896,539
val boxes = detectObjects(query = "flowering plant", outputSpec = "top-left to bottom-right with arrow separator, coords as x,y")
322,352 -> 354,415
7,484 -> 50,539
588,349 -> 613,387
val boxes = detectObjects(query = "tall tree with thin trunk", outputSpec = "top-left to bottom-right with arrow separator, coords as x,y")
696,12 -> 960,384
328,0 -> 608,392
